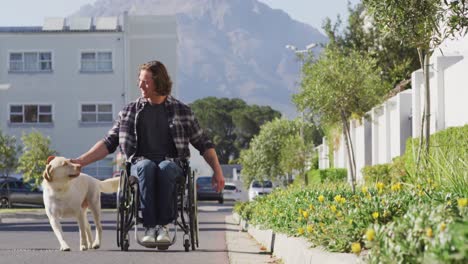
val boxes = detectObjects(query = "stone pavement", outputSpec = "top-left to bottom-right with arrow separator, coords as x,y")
0,210 -> 281,264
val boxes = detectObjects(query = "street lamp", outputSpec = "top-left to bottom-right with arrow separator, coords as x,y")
285,43 -> 318,185
285,43 -> 317,55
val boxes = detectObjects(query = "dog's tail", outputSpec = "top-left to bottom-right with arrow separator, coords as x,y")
99,177 -> 120,193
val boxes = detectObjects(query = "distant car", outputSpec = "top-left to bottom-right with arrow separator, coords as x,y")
196,176 -> 223,204
223,182 -> 242,202
248,180 -> 273,201
0,177 -> 44,208
100,193 -> 117,208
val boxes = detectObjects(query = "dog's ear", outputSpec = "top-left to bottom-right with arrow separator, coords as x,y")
43,164 -> 52,182
46,156 -> 55,164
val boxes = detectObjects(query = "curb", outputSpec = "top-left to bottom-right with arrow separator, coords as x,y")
0,209 -> 117,223
233,213 -> 358,264
225,214 -> 279,264
0,211 -> 47,223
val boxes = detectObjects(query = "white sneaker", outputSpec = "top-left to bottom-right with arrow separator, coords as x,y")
156,226 -> 171,243
142,227 -> 156,243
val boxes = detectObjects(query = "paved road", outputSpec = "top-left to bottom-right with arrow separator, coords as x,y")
0,201 -> 236,264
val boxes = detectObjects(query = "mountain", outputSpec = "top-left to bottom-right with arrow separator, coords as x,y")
75,0 -> 327,117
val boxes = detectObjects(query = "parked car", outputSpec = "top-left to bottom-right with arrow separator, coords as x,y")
248,180 -> 273,201
0,177 -> 44,208
101,193 -> 117,208
223,182 -> 242,202
196,176 -> 223,204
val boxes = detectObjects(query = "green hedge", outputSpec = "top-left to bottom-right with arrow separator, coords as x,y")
361,156 -> 406,184
307,168 -> 347,184
404,125 -> 468,173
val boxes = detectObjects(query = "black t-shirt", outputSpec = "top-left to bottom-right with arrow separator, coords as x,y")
136,102 -> 177,161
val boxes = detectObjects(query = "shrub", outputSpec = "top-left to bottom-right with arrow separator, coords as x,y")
362,164 -> 392,184
307,168 -> 347,184
404,125 -> 468,197
235,180 -> 467,256
364,203 -> 467,263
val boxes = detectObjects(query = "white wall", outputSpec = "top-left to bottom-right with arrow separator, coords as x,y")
0,31 -> 125,159
352,118 -> 372,183
311,35 -> 467,185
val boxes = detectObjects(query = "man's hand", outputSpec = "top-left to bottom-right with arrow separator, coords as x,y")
212,171 -> 225,193
70,158 -> 85,167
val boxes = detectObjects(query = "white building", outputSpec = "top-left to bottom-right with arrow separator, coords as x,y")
319,34 -> 468,183
0,13 -> 178,179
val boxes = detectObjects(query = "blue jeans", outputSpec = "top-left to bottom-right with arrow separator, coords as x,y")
130,159 -> 183,227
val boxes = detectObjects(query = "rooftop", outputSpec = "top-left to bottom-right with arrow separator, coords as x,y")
0,16 -> 122,33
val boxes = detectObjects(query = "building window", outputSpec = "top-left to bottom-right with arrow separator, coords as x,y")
80,103 -> 113,123
9,104 -> 53,124
82,157 -> 114,179
9,52 -> 52,72
80,51 -> 112,72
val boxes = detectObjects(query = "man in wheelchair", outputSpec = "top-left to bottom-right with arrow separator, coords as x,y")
72,60 -> 225,245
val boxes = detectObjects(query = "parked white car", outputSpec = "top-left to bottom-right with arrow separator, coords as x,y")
223,182 -> 242,201
248,180 -> 273,201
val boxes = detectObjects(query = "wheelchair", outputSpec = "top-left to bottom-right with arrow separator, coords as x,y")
116,159 -> 199,252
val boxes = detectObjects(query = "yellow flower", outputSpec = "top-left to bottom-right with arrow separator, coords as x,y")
336,211 -> 342,217
340,197 -> 346,204
426,227 -> 433,238
334,195 -> 342,203
440,223 -> 446,232
366,229 -> 376,241
318,195 -> 325,203
302,211 -> 309,219
307,225 -> 314,233
309,204 -> 314,210
298,216 -> 303,222
351,242 -> 361,254
361,186 -> 368,194
391,182 -> 402,192
330,205 -> 337,213
348,219 -> 353,225
376,182 -> 384,191
457,198 -> 467,207
372,212 -> 379,220
298,227 -> 304,235
299,208 -> 303,215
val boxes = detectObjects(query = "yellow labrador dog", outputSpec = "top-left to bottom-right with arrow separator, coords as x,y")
42,156 -> 119,251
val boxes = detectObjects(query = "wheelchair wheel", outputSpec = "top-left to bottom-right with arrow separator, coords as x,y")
188,170 -> 199,250
117,169 -> 131,251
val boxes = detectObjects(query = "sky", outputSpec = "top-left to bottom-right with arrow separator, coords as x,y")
0,0 -> 361,32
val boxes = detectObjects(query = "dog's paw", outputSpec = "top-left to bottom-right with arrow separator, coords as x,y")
91,242 -> 100,249
60,246 -> 71,251
80,244 -> 88,251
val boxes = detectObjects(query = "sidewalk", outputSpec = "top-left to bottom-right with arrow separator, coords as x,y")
225,214 -> 280,264
0,209 -> 281,264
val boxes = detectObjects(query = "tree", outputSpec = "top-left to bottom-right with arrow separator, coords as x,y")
190,97 -> 281,164
0,130 -> 21,177
322,3 -> 420,88
363,0 -> 468,162
239,118 -> 309,187
294,48 -> 389,192
17,130 -> 57,187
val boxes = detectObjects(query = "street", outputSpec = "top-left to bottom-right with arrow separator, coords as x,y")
0,201 -> 236,264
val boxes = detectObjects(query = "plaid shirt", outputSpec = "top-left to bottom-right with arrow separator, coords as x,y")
102,95 -> 214,162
